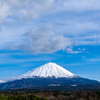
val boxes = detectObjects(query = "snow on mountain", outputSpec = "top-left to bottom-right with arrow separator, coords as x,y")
0,80 -> 6,83
18,62 -> 75,79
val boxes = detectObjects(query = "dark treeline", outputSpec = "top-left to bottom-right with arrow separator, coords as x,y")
0,90 -> 100,100
0,91 -> 47,100
52,90 -> 100,100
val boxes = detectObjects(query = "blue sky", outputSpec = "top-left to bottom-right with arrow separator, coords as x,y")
0,0 -> 100,81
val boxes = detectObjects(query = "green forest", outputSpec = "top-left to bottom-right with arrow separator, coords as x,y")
0,90 -> 100,100
0,92 -> 47,100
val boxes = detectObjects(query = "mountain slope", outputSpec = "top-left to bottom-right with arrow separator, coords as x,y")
18,62 -> 75,79
0,62 -> 99,90
0,77 -> 99,90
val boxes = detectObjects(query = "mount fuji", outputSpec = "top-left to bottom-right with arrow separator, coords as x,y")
0,62 -> 99,90
18,62 -> 75,79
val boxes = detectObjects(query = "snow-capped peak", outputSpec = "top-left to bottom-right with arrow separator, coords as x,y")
0,80 -> 6,83
18,62 -> 75,79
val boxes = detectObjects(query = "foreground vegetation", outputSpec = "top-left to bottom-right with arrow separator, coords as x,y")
0,90 -> 100,100
0,92 -> 47,100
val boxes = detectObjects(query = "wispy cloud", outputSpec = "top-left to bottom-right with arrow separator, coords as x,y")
88,58 -> 100,62
66,47 -> 82,54
0,57 -> 55,64
62,62 -> 93,67
53,0 -> 100,12
0,0 -> 54,23
62,63 -> 83,67
0,0 -> 100,54
0,52 -> 56,64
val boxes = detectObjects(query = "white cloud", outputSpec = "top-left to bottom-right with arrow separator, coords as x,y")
0,0 -> 54,23
0,0 -> 100,54
0,0 -> 100,23
0,1 -> 10,24
78,48 -> 86,51
66,47 -> 82,54
54,0 -> 100,12
71,35 -> 100,46
12,26 -> 71,54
